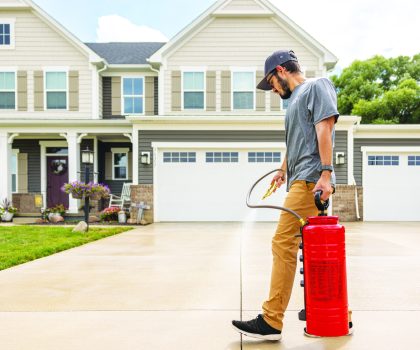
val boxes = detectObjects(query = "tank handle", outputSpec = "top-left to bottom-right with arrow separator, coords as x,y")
314,190 -> 329,216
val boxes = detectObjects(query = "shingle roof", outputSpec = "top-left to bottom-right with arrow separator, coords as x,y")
85,42 -> 166,64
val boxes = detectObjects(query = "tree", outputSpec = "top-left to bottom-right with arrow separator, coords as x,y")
331,54 -> 420,124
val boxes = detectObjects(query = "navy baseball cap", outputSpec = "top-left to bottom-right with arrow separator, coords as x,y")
257,50 -> 298,90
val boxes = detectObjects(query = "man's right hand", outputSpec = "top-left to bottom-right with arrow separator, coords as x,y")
272,169 -> 286,192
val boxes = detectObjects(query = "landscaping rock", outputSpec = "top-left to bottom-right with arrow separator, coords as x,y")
49,215 -> 64,224
89,215 -> 100,223
72,221 -> 88,233
140,219 -> 148,226
127,218 -> 137,224
35,218 -> 46,224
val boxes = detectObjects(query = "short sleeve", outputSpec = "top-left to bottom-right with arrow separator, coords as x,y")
307,78 -> 339,125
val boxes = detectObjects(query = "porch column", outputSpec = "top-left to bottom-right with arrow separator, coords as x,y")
66,132 -> 80,213
126,131 -> 138,185
0,131 -> 12,202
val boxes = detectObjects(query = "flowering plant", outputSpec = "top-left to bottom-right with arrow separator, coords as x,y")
49,204 -> 67,216
99,206 -> 120,222
0,198 -> 18,214
62,182 -> 110,199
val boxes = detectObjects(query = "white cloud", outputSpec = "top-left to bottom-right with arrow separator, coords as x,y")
96,15 -> 168,42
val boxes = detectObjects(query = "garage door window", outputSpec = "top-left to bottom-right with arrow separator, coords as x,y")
368,155 -> 399,166
163,152 -> 196,163
206,152 -> 238,163
248,152 -> 281,163
408,156 -> 420,166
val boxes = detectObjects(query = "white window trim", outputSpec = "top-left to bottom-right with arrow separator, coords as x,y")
121,76 -> 145,116
0,19 -> 16,50
111,147 -> 129,181
0,68 -> 17,110
181,70 -> 206,111
43,68 -> 69,111
231,68 -> 256,111
11,148 -> 19,193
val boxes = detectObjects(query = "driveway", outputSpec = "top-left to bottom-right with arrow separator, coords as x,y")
0,222 -> 419,349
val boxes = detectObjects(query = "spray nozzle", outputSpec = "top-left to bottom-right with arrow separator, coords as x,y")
262,181 -> 278,200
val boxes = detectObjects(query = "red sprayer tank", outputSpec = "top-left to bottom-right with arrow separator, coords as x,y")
300,215 -> 349,337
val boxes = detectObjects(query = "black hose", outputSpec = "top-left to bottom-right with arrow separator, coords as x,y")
246,168 -> 306,225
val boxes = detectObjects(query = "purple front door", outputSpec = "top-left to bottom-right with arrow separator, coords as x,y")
47,156 -> 69,208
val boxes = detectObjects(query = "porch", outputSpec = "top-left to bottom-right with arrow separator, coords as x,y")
0,124 -> 137,216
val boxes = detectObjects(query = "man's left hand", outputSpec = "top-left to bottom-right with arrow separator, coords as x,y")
313,173 -> 333,201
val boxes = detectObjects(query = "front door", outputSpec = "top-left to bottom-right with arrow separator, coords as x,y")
47,156 -> 69,208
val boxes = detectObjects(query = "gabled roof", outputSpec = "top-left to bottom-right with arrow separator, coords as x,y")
85,42 -> 166,65
1,0 -> 104,64
149,0 -> 338,69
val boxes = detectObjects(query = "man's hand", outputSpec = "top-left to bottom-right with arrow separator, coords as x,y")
313,172 -> 333,201
272,169 -> 286,192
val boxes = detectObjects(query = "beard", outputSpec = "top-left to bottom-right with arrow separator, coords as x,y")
276,75 -> 292,99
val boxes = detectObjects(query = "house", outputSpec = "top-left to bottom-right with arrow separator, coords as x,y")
1,0 -> 419,222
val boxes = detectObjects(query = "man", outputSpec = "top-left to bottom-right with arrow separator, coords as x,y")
231,50 -> 352,341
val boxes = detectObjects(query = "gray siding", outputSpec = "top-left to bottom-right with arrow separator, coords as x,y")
138,130 -> 286,184
354,138 -> 420,186
12,140 -> 41,192
335,131 -> 348,185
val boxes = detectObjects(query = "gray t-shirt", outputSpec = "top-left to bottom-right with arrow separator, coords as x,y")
284,77 -> 339,191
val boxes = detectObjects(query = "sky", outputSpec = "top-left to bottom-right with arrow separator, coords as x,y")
33,0 -> 419,71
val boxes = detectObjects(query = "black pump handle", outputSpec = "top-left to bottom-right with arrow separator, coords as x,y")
314,190 -> 329,215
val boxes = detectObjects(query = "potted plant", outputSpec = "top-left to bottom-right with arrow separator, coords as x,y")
48,204 -> 66,221
62,181 -> 86,199
99,206 -> 120,222
88,183 -> 110,200
1,198 -> 18,222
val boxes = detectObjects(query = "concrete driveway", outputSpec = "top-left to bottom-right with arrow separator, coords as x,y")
0,221 -> 419,349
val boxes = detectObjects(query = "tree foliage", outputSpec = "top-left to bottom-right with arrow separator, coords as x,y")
331,54 -> 420,124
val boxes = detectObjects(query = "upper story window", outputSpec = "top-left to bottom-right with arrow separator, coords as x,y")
0,71 -> 16,109
123,77 -> 144,114
232,71 -> 255,110
183,72 -> 204,109
45,71 -> 67,109
0,20 -> 14,49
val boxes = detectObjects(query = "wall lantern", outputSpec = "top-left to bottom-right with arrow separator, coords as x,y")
82,147 -> 94,165
335,152 -> 345,165
141,151 -> 151,165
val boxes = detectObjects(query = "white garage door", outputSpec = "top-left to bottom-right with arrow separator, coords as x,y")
363,149 -> 420,221
154,143 -> 287,221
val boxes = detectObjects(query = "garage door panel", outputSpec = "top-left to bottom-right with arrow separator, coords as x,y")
155,148 -> 287,221
364,152 -> 420,221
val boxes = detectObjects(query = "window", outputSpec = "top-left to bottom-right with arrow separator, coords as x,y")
0,21 -> 13,48
408,156 -> 420,166
112,151 -> 128,180
0,71 -> 15,109
45,71 -> 67,109
232,71 -> 254,110
163,152 -> 196,163
206,152 -> 239,163
248,152 -> 281,163
123,77 -> 144,114
183,72 -> 204,109
11,151 -> 18,193
368,155 -> 399,166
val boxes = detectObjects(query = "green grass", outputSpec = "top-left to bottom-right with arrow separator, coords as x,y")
0,225 -> 133,271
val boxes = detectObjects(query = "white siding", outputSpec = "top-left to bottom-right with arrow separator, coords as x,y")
0,10 -> 92,119
164,17 -> 322,114
220,0 -> 267,12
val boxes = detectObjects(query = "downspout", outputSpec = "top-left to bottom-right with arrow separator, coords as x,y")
351,174 -> 361,220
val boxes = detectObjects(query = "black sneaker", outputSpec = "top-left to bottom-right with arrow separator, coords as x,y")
304,322 -> 354,337
232,314 -> 282,341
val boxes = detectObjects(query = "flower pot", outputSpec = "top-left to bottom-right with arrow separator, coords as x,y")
72,193 -> 84,199
118,211 -> 127,224
1,211 -> 14,222
48,212 -> 61,221
89,193 -> 102,201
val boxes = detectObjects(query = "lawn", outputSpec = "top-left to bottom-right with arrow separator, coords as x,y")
0,225 -> 133,271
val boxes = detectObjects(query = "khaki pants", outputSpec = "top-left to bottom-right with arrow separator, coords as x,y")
262,180 -> 352,330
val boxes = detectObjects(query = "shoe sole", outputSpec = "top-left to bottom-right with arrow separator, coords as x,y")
304,327 -> 354,337
231,324 -> 282,341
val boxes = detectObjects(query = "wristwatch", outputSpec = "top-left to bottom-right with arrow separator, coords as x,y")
320,165 -> 334,174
